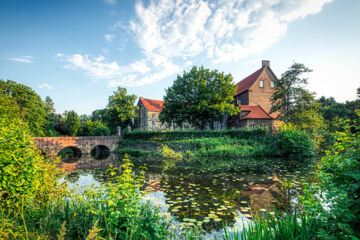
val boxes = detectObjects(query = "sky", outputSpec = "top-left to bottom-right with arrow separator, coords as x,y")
0,0 -> 359,115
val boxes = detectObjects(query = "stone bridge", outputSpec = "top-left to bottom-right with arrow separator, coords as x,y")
33,136 -> 122,156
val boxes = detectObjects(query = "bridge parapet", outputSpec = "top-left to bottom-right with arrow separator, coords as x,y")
32,136 -> 122,156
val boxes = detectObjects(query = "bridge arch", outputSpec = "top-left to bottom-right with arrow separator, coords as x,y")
91,145 -> 110,160
58,146 -> 82,163
32,136 -> 122,157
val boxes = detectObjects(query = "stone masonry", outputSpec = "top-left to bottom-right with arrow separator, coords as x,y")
32,136 -> 122,156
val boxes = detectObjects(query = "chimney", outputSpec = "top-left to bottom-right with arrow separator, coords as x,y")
262,60 -> 270,67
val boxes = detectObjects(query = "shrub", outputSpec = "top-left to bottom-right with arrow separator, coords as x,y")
304,113 -> 360,239
276,125 -> 314,158
0,102 -> 61,211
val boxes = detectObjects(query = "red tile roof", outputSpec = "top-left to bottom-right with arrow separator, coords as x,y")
239,105 -> 275,119
235,67 -> 264,95
140,97 -> 164,112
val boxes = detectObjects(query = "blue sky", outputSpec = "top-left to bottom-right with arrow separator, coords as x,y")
0,0 -> 359,114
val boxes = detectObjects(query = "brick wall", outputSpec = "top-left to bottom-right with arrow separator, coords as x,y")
248,68 -> 275,111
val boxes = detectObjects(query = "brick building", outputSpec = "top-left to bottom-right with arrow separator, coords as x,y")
137,60 -> 278,130
137,97 -> 167,130
228,60 -> 278,129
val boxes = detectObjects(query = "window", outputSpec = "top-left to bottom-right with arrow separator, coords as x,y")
250,124 -> 256,129
152,120 -> 155,126
152,113 -> 155,119
271,80 -> 275,88
260,80 -> 264,88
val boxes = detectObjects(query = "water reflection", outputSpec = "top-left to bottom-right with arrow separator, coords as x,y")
60,154 -> 317,236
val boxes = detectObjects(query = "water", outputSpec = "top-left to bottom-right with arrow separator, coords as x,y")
60,153 -> 317,237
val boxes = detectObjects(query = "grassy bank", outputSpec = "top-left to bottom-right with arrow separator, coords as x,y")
117,128 -> 314,165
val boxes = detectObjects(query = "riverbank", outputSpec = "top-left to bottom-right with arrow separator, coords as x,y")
117,128 -> 315,166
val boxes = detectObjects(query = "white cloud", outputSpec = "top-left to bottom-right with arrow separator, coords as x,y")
104,33 -> 115,42
60,0 -> 332,87
8,55 -> 33,63
38,83 -> 54,90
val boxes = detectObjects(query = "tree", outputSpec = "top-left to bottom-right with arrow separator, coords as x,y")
43,96 -> 62,136
106,87 -> 138,133
91,108 -> 108,122
0,79 -> 48,136
271,63 -> 324,135
92,125 -> 111,136
159,66 -> 239,129
63,110 -> 81,136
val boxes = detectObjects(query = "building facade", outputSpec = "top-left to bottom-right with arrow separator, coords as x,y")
137,97 -> 167,130
229,60 -> 278,129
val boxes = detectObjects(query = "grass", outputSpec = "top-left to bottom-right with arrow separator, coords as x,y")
220,209 -> 320,240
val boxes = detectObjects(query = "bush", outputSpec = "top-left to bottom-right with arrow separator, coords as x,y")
276,126 -> 314,158
92,125 -> 111,136
0,100 -> 61,211
304,114 -> 360,239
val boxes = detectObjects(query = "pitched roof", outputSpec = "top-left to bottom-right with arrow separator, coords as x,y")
235,67 -> 264,95
139,97 -> 164,112
239,105 -> 276,119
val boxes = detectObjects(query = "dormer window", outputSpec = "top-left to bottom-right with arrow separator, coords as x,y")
271,80 -> 275,88
260,80 -> 264,88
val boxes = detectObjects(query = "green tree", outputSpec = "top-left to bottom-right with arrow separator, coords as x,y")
271,63 -> 324,136
44,96 -> 62,136
92,125 -> 111,136
0,79 -> 48,136
78,120 -> 107,136
63,110 -> 81,136
159,66 -> 239,129
91,108 -> 108,122
106,87 -> 138,133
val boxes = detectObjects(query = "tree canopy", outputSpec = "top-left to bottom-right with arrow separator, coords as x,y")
0,79 -> 48,136
159,66 -> 239,129
63,110 -> 81,136
106,87 -> 138,133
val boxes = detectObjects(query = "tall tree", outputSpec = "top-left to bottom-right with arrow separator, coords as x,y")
271,63 -> 324,136
63,110 -> 81,136
106,87 -> 138,133
0,80 -> 48,136
159,66 -> 239,129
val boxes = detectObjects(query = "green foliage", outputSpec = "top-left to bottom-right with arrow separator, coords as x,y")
119,128 -> 313,162
305,113 -> 360,239
271,63 -> 324,137
63,110 -> 81,136
161,144 -> 184,171
92,125 -> 111,136
0,101 -> 62,212
0,156 -> 172,239
160,66 -> 240,129
106,87 -> 138,133
221,209 -> 320,240
124,128 -> 269,141
0,79 -> 48,136
276,124 -> 314,158
78,120 -> 108,136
